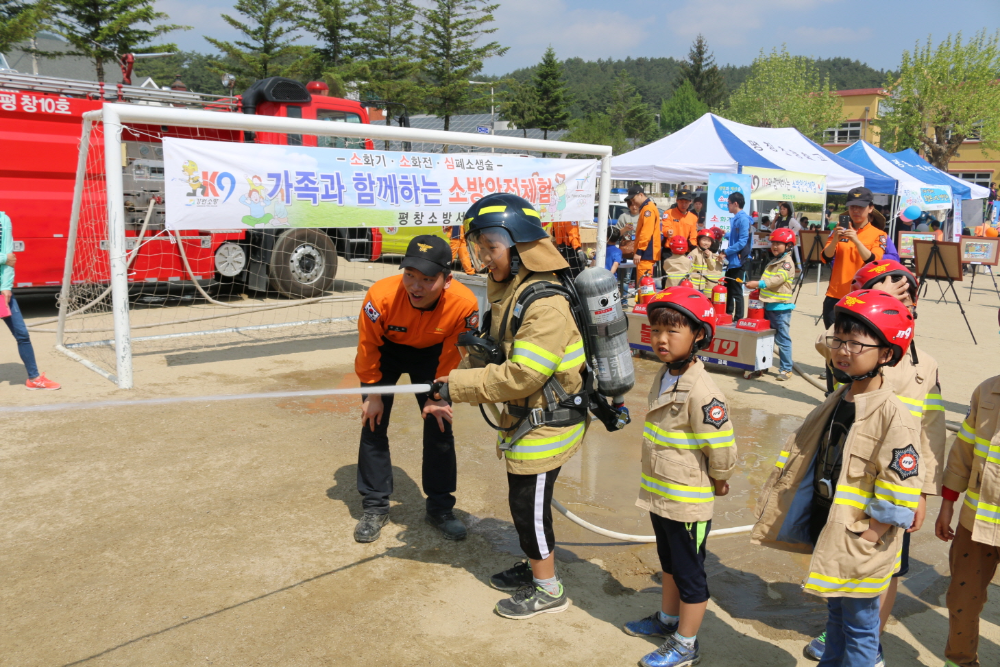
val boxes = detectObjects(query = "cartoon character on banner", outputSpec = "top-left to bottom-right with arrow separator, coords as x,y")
239,175 -> 273,227
554,173 -> 568,212
181,160 -> 204,197
273,188 -> 289,225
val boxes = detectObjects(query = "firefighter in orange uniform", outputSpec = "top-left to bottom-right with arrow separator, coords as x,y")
625,184 -> 661,280
661,186 -> 699,252
447,224 -> 474,274
353,235 -> 480,544
551,219 -> 587,276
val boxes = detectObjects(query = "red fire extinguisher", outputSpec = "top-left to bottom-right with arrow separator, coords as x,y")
639,274 -> 655,304
711,281 -> 727,318
748,289 -> 765,320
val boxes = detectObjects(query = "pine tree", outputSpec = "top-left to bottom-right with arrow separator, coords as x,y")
1,0 -> 51,54
660,79 -> 708,134
532,46 -> 570,146
300,0 -> 356,95
51,0 -> 186,82
498,79 -> 537,138
606,70 -> 656,145
420,0 -> 507,140
206,0 -> 315,90
677,35 -> 726,108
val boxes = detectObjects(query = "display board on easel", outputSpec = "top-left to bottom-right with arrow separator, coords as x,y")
913,239 -> 976,343
959,236 -> 1000,303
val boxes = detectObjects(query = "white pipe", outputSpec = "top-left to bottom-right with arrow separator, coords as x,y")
57,118 -> 94,346
102,105 -> 134,389
55,344 -> 118,385
551,499 -> 752,542
595,154 -> 612,269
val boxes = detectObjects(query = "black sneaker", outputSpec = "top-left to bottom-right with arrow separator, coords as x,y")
425,511 -> 467,540
354,511 -> 389,543
490,560 -> 534,592
495,583 -> 569,619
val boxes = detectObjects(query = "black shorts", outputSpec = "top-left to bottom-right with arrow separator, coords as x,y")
893,531 -> 911,578
650,513 -> 711,604
508,468 -> 561,561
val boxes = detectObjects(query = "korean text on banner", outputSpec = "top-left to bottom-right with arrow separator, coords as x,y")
162,137 -> 599,231
744,166 -> 826,204
899,185 -> 952,212
705,173 -> 752,233
952,195 -> 962,242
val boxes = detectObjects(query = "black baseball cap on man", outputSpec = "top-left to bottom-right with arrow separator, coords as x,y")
624,184 -> 645,202
846,187 -> 874,207
676,186 -> 695,201
400,235 -> 452,276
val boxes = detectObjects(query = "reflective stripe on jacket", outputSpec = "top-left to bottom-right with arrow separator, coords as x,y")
943,375 -> 1000,546
636,360 -> 737,522
661,255 -> 691,287
751,385 -> 923,598
448,266 -> 587,475
815,326 -> 946,495
759,253 -> 796,303
687,248 -> 720,293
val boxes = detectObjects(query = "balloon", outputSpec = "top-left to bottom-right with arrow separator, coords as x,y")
900,205 -> 922,222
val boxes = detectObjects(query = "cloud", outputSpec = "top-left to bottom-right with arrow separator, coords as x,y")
794,26 -> 873,44
663,0 -> 840,47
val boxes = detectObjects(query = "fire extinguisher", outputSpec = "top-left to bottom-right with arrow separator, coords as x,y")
748,289 -> 765,320
711,281 -> 727,318
639,274 -> 655,304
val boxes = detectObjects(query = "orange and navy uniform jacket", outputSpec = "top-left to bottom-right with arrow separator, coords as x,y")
447,225 -> 464,241
635,199 -> 662,262
822,223 -> 887,299
356,274 -> 480,386
661,206 -> 698,250
551,219 -> 581,249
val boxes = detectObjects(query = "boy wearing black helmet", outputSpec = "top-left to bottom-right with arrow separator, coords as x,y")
428,192 -> 589,620
622,287 -> 736,667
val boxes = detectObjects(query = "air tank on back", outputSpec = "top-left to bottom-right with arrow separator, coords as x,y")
574,267 -> 635,400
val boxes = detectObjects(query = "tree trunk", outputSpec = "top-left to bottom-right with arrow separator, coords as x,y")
442,115 -> 450,154
96,58 -> 104,83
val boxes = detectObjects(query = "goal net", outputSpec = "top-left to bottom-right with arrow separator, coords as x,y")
53,105 -> 611,388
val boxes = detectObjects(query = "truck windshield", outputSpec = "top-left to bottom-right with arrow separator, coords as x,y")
316,110 -> 365,149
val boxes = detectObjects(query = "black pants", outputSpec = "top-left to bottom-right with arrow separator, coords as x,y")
724,266 -> 746,320
357,346 -> 456,516
650,513 -> 712,604
508,467 -> 561,561
822,295 -> 840,329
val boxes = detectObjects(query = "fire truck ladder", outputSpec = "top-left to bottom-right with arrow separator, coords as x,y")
0,71 -> 239,110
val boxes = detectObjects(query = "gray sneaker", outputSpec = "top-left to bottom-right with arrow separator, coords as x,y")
354,511 -> 389,543
490,560 -> 534,592
495,583 -> 569,619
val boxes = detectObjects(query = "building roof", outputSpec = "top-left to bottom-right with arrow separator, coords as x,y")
834,88 -> 887,97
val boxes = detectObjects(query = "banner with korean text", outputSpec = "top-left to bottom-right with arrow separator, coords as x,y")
162,138 -> 599,230
898,184 -> 952,212
744,166 -> 826,204
704,173 -> 752,232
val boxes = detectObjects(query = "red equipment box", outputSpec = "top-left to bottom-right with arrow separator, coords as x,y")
736,318 -> 771,331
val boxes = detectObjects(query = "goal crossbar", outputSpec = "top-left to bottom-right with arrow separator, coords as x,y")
58,104 -> 614,389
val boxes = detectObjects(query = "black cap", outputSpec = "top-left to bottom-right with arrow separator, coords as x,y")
846,187 -> 874,207
676,187 -> 695,201
624,184 -> 645,202
400,235 -> 452,276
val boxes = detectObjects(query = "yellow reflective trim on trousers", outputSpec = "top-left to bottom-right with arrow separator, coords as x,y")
501,422 -> 585,461
478,205 -> 507,215
556,340 -> 585,372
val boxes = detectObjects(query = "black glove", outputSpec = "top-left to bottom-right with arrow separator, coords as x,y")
430,380 -> 450,402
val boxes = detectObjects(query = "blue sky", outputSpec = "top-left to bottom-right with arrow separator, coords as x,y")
156,0 -> 1000,75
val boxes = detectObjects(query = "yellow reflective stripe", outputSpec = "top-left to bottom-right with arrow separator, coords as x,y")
834,485 -> 873,510
964,489 -> 979,513
522,208 -> 540,218
957,419 -> 976,443
760,288 -> 792,301
501,422 -> 584,461
775,450 -> 790,469
511,340 -> 560,376
874,479 -> 921,508
644,422 -> 735,449
478,205 -> 507,215
973,439 -> 1000,464
897,395 -> 925,418
804,549 -> 902,594
556,340 -> 585,372
976,500 -> 1000,524
923,393 -> 944,411
640,473 -> 714,503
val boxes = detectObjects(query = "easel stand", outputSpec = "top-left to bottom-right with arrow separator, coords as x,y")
918,240 -> 977,344
967,263 -> 1000,302
794,232 -> 826,305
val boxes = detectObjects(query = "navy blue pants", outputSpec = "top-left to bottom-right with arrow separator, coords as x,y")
3,297 -> 39,379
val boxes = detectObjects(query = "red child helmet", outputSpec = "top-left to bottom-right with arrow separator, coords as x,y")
709,226 -> 725,242
646,287 -> 716,347
851,259 -> 917,303
769,228 -> 796,245
669,235 -> 689,255
697,228 -> 715,241
834,290 -> 914,366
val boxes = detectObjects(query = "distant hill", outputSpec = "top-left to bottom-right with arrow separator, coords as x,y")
501,55 -> 893,118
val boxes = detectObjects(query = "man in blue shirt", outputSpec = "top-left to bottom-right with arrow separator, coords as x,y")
723,192 -> 751,320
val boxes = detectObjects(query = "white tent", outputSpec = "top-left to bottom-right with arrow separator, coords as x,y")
611,113 -> 896,193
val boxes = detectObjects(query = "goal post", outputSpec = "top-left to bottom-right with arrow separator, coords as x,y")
56,103 -> 613,389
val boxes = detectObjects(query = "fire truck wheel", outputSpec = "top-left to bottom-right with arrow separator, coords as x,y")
215,242 -> 247,278
269,228 -> 338,298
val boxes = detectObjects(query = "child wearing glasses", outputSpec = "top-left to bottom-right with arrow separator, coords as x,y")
752,290 -> 923,667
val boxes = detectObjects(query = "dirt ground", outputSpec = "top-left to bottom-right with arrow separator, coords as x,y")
2,269 -> 999,666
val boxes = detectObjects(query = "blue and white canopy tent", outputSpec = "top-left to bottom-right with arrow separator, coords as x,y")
611,113 -> 896,193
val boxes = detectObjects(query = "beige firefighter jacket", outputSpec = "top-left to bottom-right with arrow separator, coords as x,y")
688,248 -> 721,294
945,375 -> 1000,546
661,254 -> 692,287
815,326 -> 945,495
752,385 -> 923,598
758,253 -> 796,304
448,265 -> 587,476
636,360 -> 737,522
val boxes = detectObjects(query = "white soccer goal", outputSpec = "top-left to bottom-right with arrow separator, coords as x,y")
53,103 -> 612,388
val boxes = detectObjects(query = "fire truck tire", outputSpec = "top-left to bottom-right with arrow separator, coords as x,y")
269,229 -> 338,298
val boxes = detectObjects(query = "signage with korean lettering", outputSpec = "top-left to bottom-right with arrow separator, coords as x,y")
744,166 -> 826,204
162,138 -> 598,230
705,172 -> 752,233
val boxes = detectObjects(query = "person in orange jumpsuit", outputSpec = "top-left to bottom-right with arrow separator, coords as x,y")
354,235 -> 480,544
625,184 -> 661,280
551,219 -> 586,275
661,186 -> 699,253
447,224 -> 474,274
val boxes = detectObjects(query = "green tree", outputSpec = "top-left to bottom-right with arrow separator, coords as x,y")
563,112 -> 628,155
50,0 -> 187,82
498,78 -> 537,138
720,45 -> 842,142
1,0 -> 51,54
531,46 -> 571,144
677,35 -> 725,107
876,30 -> 1000,169
606,69 -> 656,144
660,79 -> 708,134
300,0 -> 357,95
206,0 -> 314,90
420,0 -> 507,139
132,50 -> 228,93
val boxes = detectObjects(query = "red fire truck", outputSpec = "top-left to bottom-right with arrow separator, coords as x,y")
0,70 -> 390,298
